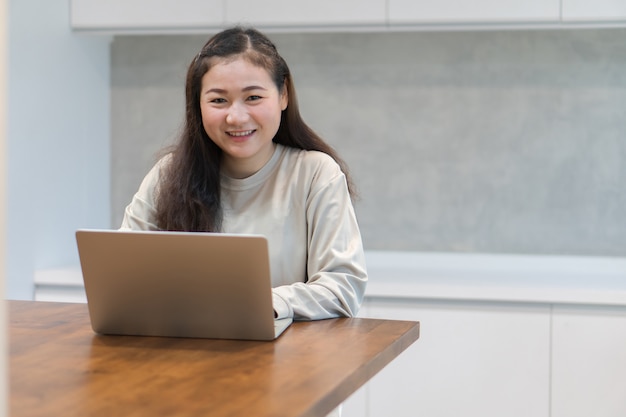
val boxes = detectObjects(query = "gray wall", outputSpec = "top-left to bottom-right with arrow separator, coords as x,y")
111,29 -> 626,257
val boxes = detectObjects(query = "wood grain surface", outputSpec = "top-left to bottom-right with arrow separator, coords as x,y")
9,300 -> 419,417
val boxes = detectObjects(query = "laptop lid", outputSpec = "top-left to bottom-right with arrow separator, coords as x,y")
75,229 -> 292,341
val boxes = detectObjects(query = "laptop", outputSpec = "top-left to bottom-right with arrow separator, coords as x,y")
75,229 -> 292,341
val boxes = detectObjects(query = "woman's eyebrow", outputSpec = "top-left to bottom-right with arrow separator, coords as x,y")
204,85 -> 267,94
242,85 -> 267,92
204,88 -> 226,95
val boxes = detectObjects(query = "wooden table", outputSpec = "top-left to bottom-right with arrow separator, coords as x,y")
9,300 -> 419,417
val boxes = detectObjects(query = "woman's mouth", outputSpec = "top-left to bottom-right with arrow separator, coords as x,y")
228,129 -> 255,137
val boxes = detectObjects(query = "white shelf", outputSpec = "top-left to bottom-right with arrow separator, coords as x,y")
365,251 -> 626,306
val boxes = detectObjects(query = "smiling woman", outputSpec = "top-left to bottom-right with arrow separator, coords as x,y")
120,27 -> 367,330
119,30 -> 367,415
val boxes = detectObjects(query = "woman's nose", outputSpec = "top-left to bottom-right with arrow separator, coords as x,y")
226,103 -> 248,125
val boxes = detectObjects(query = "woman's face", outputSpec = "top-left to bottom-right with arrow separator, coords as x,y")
200,57 -> 288,178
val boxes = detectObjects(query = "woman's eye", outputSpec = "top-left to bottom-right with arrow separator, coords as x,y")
210,98 -> 226,104
247,95 -> 262,101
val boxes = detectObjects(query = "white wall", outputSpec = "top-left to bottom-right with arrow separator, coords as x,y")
1,0 -> 7,412
6,0 -> 111,299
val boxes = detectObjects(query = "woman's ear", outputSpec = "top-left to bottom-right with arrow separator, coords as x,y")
280,81 -> 288,111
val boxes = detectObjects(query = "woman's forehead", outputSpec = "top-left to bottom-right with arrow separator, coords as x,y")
200,58 -> 277,92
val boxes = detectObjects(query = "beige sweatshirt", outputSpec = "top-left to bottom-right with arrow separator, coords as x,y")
120,144 -> 367,320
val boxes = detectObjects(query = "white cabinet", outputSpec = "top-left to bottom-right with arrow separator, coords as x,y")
70,0 -> 224,30
341,252 -> 626,417
70,0 -> 385,31
562,0 -> 626,21
70,0 -> 626,32
551,305 -> 626,417
388,0 -> 560,24
355,299 -> 551,417
226,0 -> 385,27
347,300 -> 626,417
347,299 -> 626,417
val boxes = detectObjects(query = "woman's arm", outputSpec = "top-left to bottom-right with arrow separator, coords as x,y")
119,159 -> 166,231
272,166 -> 368,320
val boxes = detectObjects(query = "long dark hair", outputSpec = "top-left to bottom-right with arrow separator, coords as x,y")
155,27 -> 355,232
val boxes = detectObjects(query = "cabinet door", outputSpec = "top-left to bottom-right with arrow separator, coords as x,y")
551,306 -> 626,417
71,0 -> 224,30
562,0 -> 626,21
389,0 -> 560,24
363,299 -> 551,417
226,0 -> 385,27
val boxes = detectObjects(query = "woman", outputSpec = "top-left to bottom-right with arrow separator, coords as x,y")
121,27 -> 367,323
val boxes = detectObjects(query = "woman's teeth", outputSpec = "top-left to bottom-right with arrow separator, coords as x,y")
229,130 -> 254,137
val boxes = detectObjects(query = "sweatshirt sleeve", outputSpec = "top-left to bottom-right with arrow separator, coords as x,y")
271,160 -> 368,321
119,158 -> 166,231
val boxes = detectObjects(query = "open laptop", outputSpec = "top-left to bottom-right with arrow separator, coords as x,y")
75,229 -> 292,341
